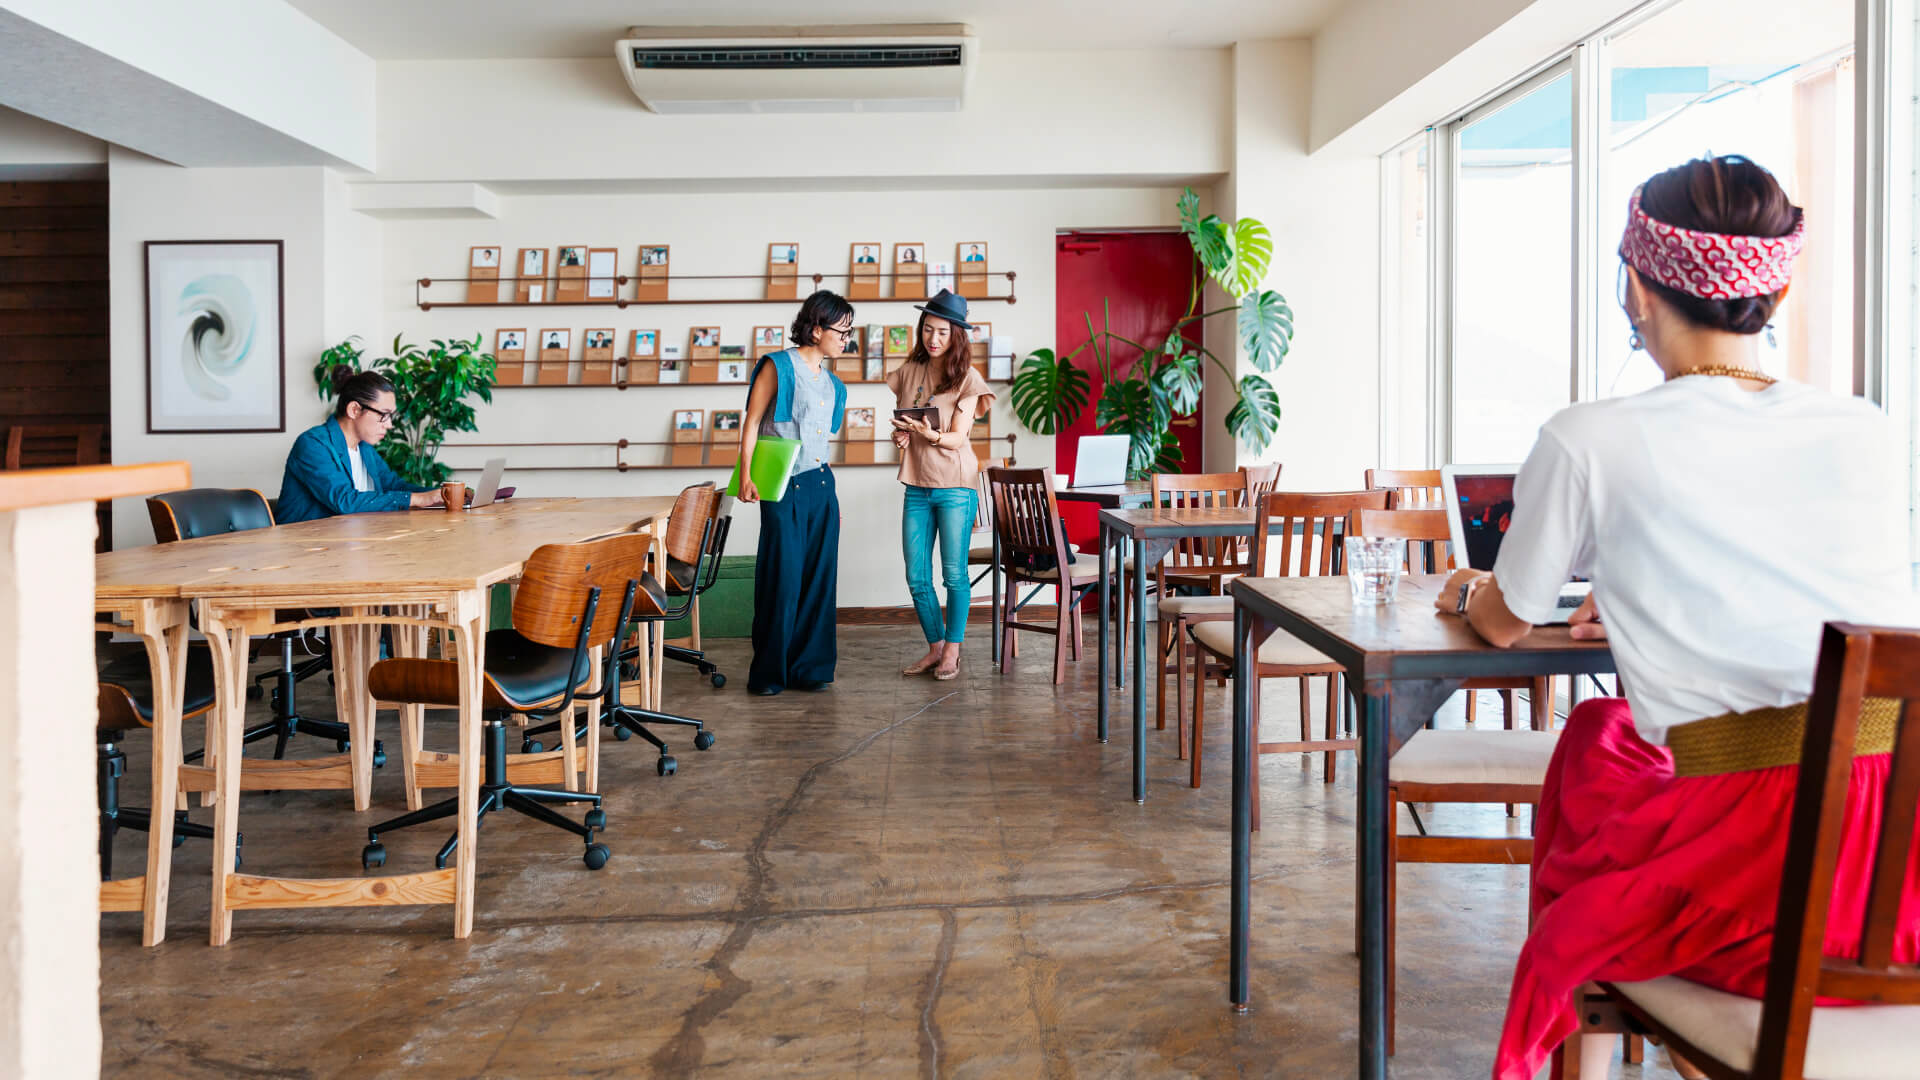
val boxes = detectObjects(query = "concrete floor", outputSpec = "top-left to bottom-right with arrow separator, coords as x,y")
99,624 -> 1682,1079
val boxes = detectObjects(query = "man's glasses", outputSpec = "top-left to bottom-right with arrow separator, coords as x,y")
363,405 -> 398,422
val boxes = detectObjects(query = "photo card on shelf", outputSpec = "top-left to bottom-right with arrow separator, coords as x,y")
842,406 -> 876,464
766,242 -> 799,300
514,248 -> 548,303
848,241 -> 882,300
537,328 -> 571,385
707,409 -> 742,467
893,242 -> 926,300
883,324 -> 912,357
862,355 -> 883,382
494,327 -> 527,386
968,320 -> 992,361
988,336 -> 1015,381
636,244 -> 670,301
718,360 -> 749,383
753,325 -> 786,353
630,328 -> 659,359
865,323 -> 885,357
688,325 -> 720,360
670,408 -> 705,466
956,242 -> 989,298
582,327 -> 616,384
468,246 -> 501,302
585,247 -> 618,301
839,325 -> 865,359
555,246 -> 588,302
659,350 -> 684,384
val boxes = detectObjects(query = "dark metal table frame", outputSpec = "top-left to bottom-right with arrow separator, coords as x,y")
1225,574 -> 1614,1078
988,482 -> 1153,669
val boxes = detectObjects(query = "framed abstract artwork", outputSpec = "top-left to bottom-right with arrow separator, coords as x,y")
144,240 -> 286,433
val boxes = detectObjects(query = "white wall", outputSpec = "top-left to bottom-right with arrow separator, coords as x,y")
0,104 -> 103,176
106,148 -> 331,548
379,186 -> 1185,607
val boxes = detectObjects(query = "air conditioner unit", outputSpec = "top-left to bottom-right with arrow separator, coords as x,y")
615,24 -> 976,114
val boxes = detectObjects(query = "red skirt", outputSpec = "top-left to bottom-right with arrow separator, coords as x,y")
1492,698 -> 1920,1080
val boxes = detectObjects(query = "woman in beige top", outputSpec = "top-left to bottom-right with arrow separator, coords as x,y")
887,289 -> 996,680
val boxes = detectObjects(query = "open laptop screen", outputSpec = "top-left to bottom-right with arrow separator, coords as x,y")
1452,472 -> 1517,571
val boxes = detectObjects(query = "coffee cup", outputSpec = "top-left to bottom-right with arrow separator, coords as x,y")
440,481 -> 467,511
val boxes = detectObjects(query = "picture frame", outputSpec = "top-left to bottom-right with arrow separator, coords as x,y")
753,325 -> 786,352
537,327 -> 571,385
968,320 -> 992,362
636,244 -> 670,301
673,408 -> 705,431
893,241 -> 926,300
514,248 -> 548,303
839,325 -> 865,358
718,360 -> 749,383
144,240 -> 286,433
766,242 -> 799,300
670,408 -> 705,465
494,327 -> 528,387
957,241 -> 989,298
842,406 -> 876,464
707,409 -> 742,467
555,246 -> 588,302
630,329 -> 659,359
585,247 -> 618,301
848,241 -> 882,300
582,327 -> 616,384
883,324 -> 912,357
688,326 -> 720,360
468,245 -> 501,302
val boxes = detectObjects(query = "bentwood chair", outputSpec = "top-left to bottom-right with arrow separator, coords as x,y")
96,647 -> 224,879
1187,490 -> 1390,824
146,489 -> 375,765
654,482 -> 732,689
362,533 -> 655,870
989,466 -> 1101,684
1564,622 -> 1920,1080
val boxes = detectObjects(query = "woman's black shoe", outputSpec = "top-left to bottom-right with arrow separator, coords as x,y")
749,684 -> 782,696
793,680 -> 832,692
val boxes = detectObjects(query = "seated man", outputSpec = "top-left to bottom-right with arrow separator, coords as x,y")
276,367 -> 443,523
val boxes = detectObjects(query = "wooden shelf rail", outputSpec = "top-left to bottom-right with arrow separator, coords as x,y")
416,270 -> 1018,310
440,434 -> 1018,473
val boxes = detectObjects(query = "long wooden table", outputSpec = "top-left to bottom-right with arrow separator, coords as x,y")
1225,574 -> 1613,1078
94,496 -> 676,945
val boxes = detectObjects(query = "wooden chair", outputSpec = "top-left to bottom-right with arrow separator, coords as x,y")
988,466 -> 1101,684
656,481 -> 732,688
1365,467 -> 1443,509
1187,490 -> 1391,824
4,423 -> 101,470
1566,622 -> 1920,1080
96,647 -> 220,879
362,533 -> 654,871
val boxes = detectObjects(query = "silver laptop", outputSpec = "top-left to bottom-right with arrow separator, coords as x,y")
1073,435 -> 1131,489
470,457 -> 507,507
1439,464 -> 1589,624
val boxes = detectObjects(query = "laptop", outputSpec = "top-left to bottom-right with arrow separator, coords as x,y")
469,457 -> 507,507
1439,464 -> 1590,624
1073,435 -> 1131,489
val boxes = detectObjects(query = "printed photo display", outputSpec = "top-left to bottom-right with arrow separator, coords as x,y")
885,325 -> 912,354
961,242 -> 988,263
719,361 -> 748,382
542,329 -> 570,351
585,330 -> 614,350
640,246 -> 670,266
896,243 -> 923,264
631,329 -> 658,356
754,326 -> 784,348
969,321 -> 992,344
673,409 -> 703,431
854,244 -> 879,264
844,407 -> 876,429
713,409 -> 742,432
497,329 -> 524,351
521,249 -> 544,275
559,246 -> 586,267
769,243 -> 797,264
692,327 -> 718,348
471,246 -> 500,268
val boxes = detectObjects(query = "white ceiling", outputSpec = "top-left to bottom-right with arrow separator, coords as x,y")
283,0 -> 1343,60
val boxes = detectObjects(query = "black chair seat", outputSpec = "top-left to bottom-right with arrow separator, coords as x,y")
368,628 -> 593,711
98,648 -> 218,728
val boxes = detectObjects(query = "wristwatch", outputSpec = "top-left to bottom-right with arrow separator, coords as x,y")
1455,577 -> 1480,615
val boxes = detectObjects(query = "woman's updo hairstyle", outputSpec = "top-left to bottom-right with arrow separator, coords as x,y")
330,365 -> 396,419
1636,154 -> 1800,335
789,289 -> 855,349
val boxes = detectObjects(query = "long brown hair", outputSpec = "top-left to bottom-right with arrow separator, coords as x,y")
906,312 -> 971,394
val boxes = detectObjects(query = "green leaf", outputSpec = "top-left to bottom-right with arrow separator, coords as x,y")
1147,429 -> 1184,475
1224,373 -> 1282,453
1094,377 -> 1169,477
1176,187 -> 1204,247
1008,348 -> 1090,435
1153,351 -> 1203,414
1239,289 -> 1295,373
1215,218 -> 1273,298
1190,216 -> 1232,276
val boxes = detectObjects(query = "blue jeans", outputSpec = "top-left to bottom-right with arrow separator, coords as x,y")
902,484 -> 975,645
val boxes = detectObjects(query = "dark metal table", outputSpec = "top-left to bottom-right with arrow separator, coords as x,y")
990,481 -> 1153,666
1225,574 -> 1613,1078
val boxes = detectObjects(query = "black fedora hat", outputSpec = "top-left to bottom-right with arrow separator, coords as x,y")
912,288 -> 973,331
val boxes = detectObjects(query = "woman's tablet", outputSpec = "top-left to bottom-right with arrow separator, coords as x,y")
893,407 -> 940,428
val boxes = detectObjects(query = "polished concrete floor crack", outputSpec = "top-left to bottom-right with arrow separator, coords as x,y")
918,907 -> 957,1080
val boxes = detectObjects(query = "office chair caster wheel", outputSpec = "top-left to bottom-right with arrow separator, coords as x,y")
173,831 -> 186,849
583,843 -> 610,870
372,740 -> 386,769
335,739 -> 350,754
522,739 -> 544,754
362,841 -> 386,870
657,755 -> 676,777
613,726 -> 632,742
584,808 -> 606,830
694,731 -> 715,751
710,673 -> 726,688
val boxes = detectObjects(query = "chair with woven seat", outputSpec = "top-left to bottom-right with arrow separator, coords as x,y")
360,533 -> 654,871
1559,622 -> 1920,1080
146,488 -> 375,765
988,466 -> 1100,684
1187,490 -> 1391,820
96,647 -> 224,878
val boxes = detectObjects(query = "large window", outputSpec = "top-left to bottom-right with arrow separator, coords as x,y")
1379,135 -> 1431,467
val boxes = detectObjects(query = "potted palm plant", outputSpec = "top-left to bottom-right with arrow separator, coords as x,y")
313,333 -> 497,487
1009,187 -> 1293,475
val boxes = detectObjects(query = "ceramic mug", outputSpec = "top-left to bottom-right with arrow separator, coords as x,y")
440,481 -> 468,512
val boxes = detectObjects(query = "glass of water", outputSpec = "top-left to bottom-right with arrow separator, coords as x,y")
1344,536 -> 1405,605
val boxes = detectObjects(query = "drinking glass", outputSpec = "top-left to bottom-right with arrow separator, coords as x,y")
1344,536 -> 1404,604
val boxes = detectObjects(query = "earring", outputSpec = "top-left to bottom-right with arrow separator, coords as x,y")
1628,326 -> 1645,352
1765,323 -> 1778,348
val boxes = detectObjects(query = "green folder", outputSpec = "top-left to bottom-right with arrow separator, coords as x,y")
724,435 -> 802,502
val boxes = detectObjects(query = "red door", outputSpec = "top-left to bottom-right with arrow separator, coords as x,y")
1054,231 -> 1203,546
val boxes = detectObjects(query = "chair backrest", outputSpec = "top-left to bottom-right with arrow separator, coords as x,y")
147,488 -> 274,543
513,532 -> 653,650
1152,471 -> 1251,581
4,424 -> 102,470
974,458 -> 1006,534
1241,463 -> 1282,505
662,482 -> 719,565
1250,490 -> 1392,579
1365,467 -> 1444,510
1753,623 -> 1920,1076
1349,507 -> 1454,574
987,466 -> 1073,573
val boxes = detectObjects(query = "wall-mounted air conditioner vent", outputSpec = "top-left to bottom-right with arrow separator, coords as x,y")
617,25 -> 976,114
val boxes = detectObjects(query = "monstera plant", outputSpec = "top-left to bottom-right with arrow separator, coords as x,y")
1009,187 -> 1293,475
313,333 -> 496,487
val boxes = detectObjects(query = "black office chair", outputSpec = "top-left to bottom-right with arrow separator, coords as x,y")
97,647 -> 233,877
146,489 -> 381,766
361,533 -> 652,870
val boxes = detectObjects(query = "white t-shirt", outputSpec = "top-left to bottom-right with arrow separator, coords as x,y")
348,445 -> 372,492
1492,376 -> 1915,744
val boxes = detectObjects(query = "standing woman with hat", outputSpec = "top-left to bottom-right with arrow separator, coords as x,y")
888,288 -> 996,680
738,289 -> 856,696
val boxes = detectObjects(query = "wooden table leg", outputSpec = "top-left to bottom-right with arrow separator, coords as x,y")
395,607 -> 427,811
450,590 -> 485,939
203,608 -> 250,946
340,609 -> 376,812
134,601 -> 188,947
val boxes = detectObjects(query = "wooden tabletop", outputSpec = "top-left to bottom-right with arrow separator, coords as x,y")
1096,505 -> 1259,537
1228,574 -> 1613,684
0,461 -> 189,512
1053,480 -> 1153,508
97,497 -> 677,600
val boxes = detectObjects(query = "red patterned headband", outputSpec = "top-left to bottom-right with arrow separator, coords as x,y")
1619,186 -> 1804,300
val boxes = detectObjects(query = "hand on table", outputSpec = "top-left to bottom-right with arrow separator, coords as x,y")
1433,568 -> 1489,617
1567,593 -> 1606,640
409,490 -> 445,509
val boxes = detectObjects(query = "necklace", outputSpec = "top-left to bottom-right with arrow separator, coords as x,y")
1670,364 -> 1776,385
